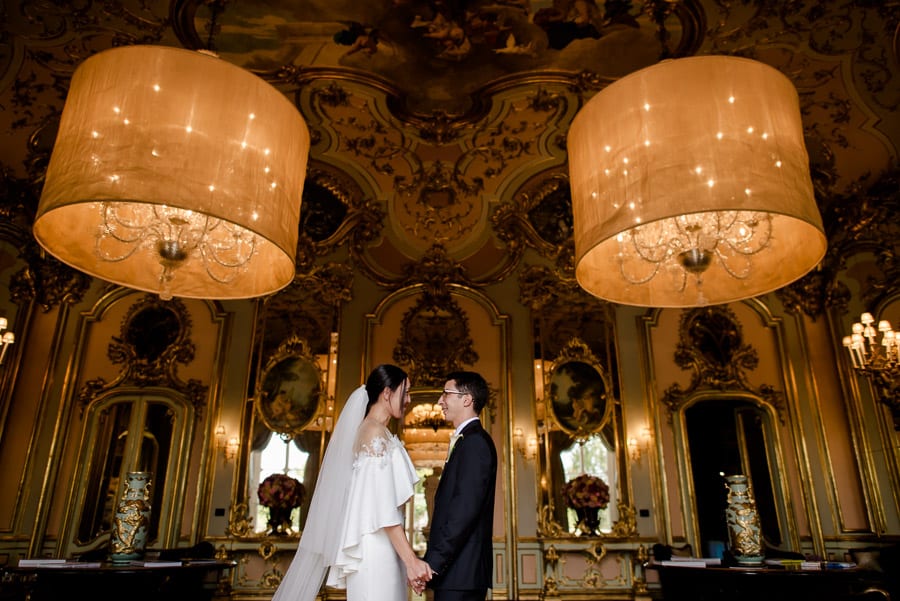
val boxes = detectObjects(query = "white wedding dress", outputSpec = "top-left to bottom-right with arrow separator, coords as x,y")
326,420 -> 419,601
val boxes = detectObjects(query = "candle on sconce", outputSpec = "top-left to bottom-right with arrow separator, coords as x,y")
327,332 -> 338,399
0,317 -> 14,366
534,359 -> 544,401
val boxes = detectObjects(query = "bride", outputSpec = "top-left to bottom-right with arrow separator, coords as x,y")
272,364 -> 433,601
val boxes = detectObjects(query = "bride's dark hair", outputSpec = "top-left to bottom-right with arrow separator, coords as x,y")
364,364 -> 408,415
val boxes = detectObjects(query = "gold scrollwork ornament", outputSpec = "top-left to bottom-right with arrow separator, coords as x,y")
537,504 -> 567,538
226,502 -> 253,538
258,540 -> 278,562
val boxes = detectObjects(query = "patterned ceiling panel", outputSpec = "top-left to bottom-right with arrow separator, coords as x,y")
0,0 -> 896,305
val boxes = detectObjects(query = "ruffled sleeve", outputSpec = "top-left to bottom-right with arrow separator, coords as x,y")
327,436 -> 418,587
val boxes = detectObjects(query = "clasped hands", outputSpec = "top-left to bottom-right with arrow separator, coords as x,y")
408,557 -> 434,594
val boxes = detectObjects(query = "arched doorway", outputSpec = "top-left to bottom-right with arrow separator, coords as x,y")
686,398 -> 783,558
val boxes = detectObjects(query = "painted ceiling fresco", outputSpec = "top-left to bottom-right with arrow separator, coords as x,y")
183,0 -> 700,114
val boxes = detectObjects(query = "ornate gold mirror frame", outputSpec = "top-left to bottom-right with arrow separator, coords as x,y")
536,338 -> 635,539
228,334 -> 336,539
255,335 -> 326,439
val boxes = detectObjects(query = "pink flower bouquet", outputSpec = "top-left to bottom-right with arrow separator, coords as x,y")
257,473 -> 305,510
563,474 -> 610,509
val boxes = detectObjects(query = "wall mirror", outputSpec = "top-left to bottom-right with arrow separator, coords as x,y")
401,387 -> 453,555
232,333 -> 337,538
536,337 -> 627,537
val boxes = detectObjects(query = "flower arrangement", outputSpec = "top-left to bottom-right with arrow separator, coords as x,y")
563,474 -> 610,509
257,473 -> 305,510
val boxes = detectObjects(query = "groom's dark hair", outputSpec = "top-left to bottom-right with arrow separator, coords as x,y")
446,371 -> 489,414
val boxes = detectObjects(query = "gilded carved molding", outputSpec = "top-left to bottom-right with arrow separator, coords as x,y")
76,295 -> 209,415
537,499 -> 637,541
9,237 -> 91,312
519,264 -> 617,371
226,501 -> 253,538
538,505 -> 568,539
1,171 -> 90,311
399,244 -> 474,294
392,291 -> 479,387
296,164 -> 385,273
609,501 -> 638,538
707,0 -> 897,112
661,306 -> 785,422
493,170 -> 572,269
257,263 -> 353,396
778,168 -> 899,318
402,107 -> 489,146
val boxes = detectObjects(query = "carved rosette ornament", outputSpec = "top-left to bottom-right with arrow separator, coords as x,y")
392,292 -> 479,387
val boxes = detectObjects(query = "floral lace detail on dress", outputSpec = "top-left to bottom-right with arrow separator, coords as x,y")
353,434 -> 402,468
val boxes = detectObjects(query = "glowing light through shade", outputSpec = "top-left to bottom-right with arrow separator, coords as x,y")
34,45 -> 310,300
568,56 -> 825,307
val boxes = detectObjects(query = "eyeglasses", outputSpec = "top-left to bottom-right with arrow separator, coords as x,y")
442,389 -> 466,396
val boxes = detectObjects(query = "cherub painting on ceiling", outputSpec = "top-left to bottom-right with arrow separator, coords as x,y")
192,0 -> 690,112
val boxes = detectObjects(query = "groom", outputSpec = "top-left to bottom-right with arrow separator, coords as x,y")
422,371 -> 497,601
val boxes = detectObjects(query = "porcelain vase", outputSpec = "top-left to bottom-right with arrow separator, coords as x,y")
723,474 -> 764,565
109,471 -> 153,563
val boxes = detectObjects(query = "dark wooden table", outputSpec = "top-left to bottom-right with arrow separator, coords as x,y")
648,562 -> 890,601
0,560 -> 235,601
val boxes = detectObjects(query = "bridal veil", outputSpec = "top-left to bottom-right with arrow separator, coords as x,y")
271,385 -> 368,601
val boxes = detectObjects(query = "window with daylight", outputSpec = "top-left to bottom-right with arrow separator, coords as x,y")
250,436 -> 310,534
560,434 -> 616,532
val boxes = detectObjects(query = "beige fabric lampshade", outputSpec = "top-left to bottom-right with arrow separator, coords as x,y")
569,56 -> 826,307
34,45 -> 309,300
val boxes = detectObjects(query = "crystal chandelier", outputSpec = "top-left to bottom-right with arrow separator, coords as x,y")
843,313 -> 900,430
34,45 -> 309,300
615,210 -> 773,292
407,403 -> 449,431
568,56 -> 826,307
96,203 -> 258,299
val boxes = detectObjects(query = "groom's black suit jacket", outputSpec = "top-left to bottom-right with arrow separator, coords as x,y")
424,419 -> 497,593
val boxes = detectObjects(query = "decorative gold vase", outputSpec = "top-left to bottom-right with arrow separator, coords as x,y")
267,506 -> 294,536
574,506 -> 600,536
723,474 -> 764,565
110,471 -> 153,563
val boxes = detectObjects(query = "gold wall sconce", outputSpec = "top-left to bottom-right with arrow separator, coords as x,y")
628,427 -> 653,464
843,312 -> 900,430
514,427 -> 537,462
0,317 -> 14,366
215,425 -> 240,463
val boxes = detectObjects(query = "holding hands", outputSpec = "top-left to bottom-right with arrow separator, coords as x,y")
408,557 -> 434,594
